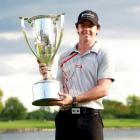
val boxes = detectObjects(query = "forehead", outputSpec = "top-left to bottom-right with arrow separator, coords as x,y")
79,20 -> 94,25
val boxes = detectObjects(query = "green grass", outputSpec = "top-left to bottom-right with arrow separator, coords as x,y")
103,119 -> 140,128
0,120 -> 55,131
0,119 -> 140,132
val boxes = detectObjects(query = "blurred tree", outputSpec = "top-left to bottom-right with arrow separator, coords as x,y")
26,108 -> 57,120
0,89 -> 4,113
102,99 -> 129,118
127,95 -> 140,118
1,97 -> 27,121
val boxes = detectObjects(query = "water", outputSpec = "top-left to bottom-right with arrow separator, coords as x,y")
0,129 -> 140,140
104,129 -> 140,140
0,131 -> 54,140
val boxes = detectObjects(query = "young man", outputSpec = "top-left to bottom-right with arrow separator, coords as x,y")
39,10 -> 115,140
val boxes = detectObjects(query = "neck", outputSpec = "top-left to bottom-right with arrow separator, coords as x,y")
77,41 -> 96,54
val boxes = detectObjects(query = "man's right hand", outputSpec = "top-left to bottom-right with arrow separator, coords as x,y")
37,60 -> 48,80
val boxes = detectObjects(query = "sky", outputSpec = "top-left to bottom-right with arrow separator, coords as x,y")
0,0 -> 140,111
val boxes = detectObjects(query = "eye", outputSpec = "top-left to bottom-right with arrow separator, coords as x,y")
88,24 -> 94,28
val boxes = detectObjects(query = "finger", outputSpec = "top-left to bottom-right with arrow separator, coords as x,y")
39,67 -> 47,74
39,64 -> 48,73
43,76 -> 47,80
58,92 -> 63,99
58,92 -> 64,96
39,63 -> 47,68
40,66 -> 48,71
59,94 -> 64,99
59,92 -> 67,100
37,59 -> 41,64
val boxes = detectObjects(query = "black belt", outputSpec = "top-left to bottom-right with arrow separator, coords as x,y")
60,107 -> 99,115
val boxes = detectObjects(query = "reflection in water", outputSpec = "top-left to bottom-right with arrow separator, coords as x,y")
104,129 -> 140,140
0,131 -> 54,140
0,129 -> 140,140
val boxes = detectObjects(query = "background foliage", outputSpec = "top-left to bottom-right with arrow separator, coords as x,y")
0,88 -> 140,121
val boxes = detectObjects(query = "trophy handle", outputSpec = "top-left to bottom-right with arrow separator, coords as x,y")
19,17 -> 39,59
51,14 -> 64,63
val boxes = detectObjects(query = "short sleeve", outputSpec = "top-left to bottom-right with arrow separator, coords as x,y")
97,48 -> 115,82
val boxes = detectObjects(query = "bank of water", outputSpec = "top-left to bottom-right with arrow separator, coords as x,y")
0,129 -> 140,140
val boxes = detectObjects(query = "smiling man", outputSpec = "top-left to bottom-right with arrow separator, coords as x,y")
39,10 -> 115,140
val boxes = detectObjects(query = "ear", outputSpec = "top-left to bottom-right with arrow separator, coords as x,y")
75,23 -> 78,28
97,28 -> 100,33
97,24 -> 101,30
76,27 -> 79,34
95,26 -> 100,36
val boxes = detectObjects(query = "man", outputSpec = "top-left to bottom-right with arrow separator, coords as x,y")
39,10 -> 115,140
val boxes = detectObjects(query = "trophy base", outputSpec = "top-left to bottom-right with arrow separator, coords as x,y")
32,98 -> 61,106
32,79 -> 62,106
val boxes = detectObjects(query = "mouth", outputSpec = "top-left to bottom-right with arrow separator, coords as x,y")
83,33 -> 91,37
83,31 -> 91,36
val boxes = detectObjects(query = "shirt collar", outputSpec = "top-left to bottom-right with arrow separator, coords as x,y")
68,41 -> 101,55
90,41 -> 101,54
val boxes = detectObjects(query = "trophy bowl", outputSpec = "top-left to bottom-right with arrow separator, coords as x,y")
20,14 -> 65,106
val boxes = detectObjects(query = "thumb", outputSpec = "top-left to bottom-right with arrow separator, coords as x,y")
58,92 -> 66,99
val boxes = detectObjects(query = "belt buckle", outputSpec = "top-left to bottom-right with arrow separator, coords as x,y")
71,108 -> 80,114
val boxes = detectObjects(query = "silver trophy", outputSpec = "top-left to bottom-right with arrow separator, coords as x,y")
19,14 -> 64,106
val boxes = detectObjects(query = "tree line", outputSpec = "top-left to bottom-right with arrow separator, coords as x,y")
102,95 -> 140,119
0,88 -> 140,121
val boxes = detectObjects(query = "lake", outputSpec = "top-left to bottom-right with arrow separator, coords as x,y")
0,129 -> 140,140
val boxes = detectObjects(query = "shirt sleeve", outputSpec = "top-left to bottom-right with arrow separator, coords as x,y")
97,48 -> 115,82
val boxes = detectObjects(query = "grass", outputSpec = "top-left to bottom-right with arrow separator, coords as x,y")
0,119 -> 140,132
104,119 -> 140,128
0,120 -> 55,132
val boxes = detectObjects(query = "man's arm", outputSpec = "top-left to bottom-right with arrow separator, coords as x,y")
57,78 -> 113,106
76,78 -> 112,103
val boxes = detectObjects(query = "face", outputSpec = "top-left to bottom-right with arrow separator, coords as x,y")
77,20 -> 100,43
